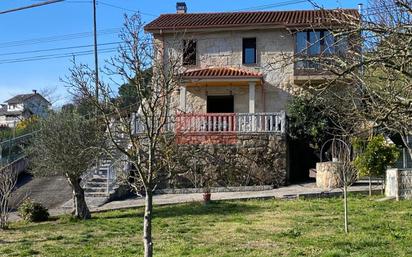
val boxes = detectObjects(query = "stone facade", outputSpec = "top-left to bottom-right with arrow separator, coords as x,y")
159,29 -> 302,114
170,133 -> 288,188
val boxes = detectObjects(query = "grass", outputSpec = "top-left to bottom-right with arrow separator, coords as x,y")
1,195 -> 412,257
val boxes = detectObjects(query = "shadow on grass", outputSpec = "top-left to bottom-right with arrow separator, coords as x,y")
99,201 -> 263,220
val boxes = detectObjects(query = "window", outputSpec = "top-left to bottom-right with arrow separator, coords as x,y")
243,38 -> 256,64
183,40 -> 197,66
295,30 -> 343,55
296,32 -> 307,54
308,31 -> 321,55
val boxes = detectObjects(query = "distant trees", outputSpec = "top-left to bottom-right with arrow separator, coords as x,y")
27,110 -> 105,219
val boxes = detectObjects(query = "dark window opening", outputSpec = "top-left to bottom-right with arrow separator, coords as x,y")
183,40 -> 197,66
242,38 -> 256,64
207,95 -> 234,113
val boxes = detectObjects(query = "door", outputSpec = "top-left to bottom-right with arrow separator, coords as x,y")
207,95 -> 234,113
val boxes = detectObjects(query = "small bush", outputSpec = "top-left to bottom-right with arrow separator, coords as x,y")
18,199 -> 49,222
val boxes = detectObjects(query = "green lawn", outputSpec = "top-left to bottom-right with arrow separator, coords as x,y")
1,195 -> 412,257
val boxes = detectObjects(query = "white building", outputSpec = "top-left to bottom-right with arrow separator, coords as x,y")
0,90 -> 51,128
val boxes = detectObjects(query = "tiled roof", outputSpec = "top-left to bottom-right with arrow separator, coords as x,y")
5,93 -> 51,105
145,9 -> 359,32
5,94 -> 36,104
181,67 -> 263,79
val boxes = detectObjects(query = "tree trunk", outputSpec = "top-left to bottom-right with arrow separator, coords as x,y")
369,176 -> 372,197
343,183 -> 349,234
0,195 -> 9,230
68,177 -> 91,219
143,189 -> 153,257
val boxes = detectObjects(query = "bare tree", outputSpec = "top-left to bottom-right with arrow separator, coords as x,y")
0,164 -> 18,229
65,15 -> 183,257
326,138 -> 357,233
294,1 -> 411,149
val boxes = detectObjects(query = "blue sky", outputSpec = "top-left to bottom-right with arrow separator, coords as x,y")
0,0 -> 366,106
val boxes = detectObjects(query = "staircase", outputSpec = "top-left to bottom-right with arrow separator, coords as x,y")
82,123 -> 132,199
82,149 -> 130,199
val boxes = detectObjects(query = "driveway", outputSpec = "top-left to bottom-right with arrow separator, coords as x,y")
9,173 -> 72,210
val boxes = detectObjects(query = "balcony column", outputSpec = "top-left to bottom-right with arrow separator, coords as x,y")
248,82 -> 256,113
179,85 -> 187,112
249,81 -> 256,132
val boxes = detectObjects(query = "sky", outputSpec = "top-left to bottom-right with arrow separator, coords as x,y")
0,0 -> 367,106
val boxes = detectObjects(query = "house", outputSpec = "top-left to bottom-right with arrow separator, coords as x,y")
0,90 -> 51,128
143,4 -> 358,182
144,3 -> 357,132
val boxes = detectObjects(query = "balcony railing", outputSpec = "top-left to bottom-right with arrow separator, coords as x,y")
132,112 -> 286,134
294,54 -> 342,76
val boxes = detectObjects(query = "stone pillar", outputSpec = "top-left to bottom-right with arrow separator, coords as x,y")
179,85 -> 187,112
248,82 -> 256,113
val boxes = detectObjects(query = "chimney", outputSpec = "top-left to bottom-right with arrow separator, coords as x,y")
33,89 -> 37,94
176,2 -> 187,14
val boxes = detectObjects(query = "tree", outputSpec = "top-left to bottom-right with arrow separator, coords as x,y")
64,15 -> 182,257
26,110 -> 105,219
118,67 -> 152,110
287,96 -> 332,150
353,135 -> 399,196
0,164 -> 18,229
274,0 -> 410,232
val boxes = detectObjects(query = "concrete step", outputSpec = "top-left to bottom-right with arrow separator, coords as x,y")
88,177 -> 107,183
85,187 -> 107,193
85,192 -> 110,197
86,181 -> 107,187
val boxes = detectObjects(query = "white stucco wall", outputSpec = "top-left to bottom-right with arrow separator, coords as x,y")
160,28 -> 300,113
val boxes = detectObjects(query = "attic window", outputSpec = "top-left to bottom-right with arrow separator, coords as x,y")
183,40 -> 197,66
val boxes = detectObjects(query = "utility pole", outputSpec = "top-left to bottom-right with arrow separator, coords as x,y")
93,0 -> 99,103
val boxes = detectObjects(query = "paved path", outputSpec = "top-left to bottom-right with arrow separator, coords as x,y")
9,182 -> 382,222
94,183 -> 380,212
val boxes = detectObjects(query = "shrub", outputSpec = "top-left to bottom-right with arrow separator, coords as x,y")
18,198 -> 49,222
353,135 -> 399,178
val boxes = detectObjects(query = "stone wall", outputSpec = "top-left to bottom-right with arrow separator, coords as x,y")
386,168 -> 412,200
169,133 -> 288,188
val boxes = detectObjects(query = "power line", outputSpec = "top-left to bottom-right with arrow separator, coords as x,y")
0,28 -> 120,49
0,0 -> 64,15
0,47 -> 118,64
0,41 -> 121,56
98,1 -> 157,17
234,0 -> 310,11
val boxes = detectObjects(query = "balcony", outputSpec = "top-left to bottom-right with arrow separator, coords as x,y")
132,112 -> 286,135
293,54 -> 343,84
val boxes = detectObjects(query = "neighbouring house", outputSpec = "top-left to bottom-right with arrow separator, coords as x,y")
82,4 -> 359,198
0,90 -> 51,128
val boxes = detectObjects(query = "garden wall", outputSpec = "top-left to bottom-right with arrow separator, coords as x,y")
386,168 -> 412,200
168,133 -> 288,189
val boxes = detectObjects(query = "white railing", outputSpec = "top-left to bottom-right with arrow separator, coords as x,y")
132,112 -> 286,134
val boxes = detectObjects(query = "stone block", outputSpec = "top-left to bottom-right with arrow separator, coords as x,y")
316,162 -> 343,189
